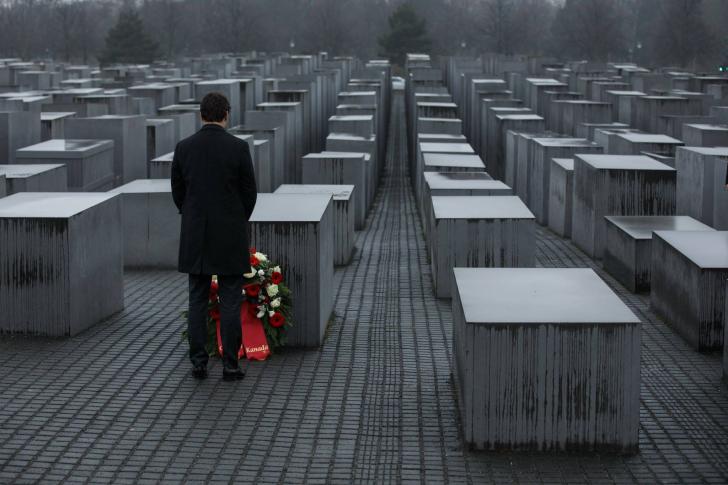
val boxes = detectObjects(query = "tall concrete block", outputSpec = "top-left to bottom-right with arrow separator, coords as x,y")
195,79 -> 241,126
491,114 -> 545,182
529,138 -> 603,225
64,115 -> 147,185
302,152 -> 368,229
548,158 -> 574,238
275,184 -> 355,266
572,154 -> 676,259
0,111 -> 41,163
675,147 -> 728,228
682,124 -> 728,147
40,112 -> 75,141
146,118 -> 176,165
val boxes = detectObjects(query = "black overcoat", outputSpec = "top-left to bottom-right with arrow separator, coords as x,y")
171,124 -> 258,275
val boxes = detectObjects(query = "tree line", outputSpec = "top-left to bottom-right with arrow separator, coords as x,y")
0,0 -> 725,71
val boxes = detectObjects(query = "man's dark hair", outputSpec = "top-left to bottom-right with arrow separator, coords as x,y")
200,92 -> 231,123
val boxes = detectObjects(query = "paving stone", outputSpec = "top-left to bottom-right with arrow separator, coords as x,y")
0,92 -> 725,484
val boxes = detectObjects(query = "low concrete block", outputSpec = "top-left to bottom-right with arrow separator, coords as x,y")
430,196 -> 535,298
651,231 -> 728,351
0,164 -> 67,194
604,216 -> 715,293
16,139 -> 115,192
608,133 -> 684,157
250,194 -> 334,347
109,180 -> 180,269
0,193 -> 124,336
452,268 -> 640,452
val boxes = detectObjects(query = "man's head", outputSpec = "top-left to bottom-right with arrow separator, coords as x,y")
200,92 -> 231,127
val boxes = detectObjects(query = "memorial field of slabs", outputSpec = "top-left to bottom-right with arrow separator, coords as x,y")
1,1 -> 728,481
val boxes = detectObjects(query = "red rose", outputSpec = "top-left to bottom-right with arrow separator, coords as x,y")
250,255 -> 259,266
271,271 -> 283,284
246,284 -> 261,298
249,247 -> 257,254
269,312 -> 285,328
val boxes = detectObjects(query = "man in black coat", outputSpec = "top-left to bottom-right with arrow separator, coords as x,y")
171,92 -> 257,381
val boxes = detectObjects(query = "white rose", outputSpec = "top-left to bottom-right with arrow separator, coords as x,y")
268,310 -> 275,318
254,252 -> 267,263
273,266 -> 281,273
271,298 -> 281,308
258,269 -> 264,277
266,284 -> 279,297
243,267 -> 256,278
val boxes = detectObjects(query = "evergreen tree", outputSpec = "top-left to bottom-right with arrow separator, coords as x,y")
378,3 -> 432,66
99,7 -> 159,65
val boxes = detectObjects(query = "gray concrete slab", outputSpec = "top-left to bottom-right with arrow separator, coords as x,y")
146,118 -> 176,166
604,216 -> 715,292
64,115 -> 147,185
675,147 -> 728,228
430,196 -> 535,298
452,267 -> 639,451
250,193 -> 334,347
529,138 -> 603,225
0,163 -> 67,193
275,184 -> 356,266
109,179 -> 180,269
149,151 -> 173,179
682,123 -> 728,147
0,111 -> 41,163
302,152 -> 368,229
0,192 -> 123,336
609,132 -> 684,156
651,231 -> 728,350
572,154 -> 676,259
16,139 -> 115,191
40,112 -> 75,141
548,158 -> 574,238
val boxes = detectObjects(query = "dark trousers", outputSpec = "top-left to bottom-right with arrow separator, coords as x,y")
188,274 -> 245,370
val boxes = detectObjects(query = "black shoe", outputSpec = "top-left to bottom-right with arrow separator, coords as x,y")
222,368 -> 245,381
192,365 -> 207,379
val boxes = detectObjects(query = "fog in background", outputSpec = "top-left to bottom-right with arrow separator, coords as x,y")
0,0 -> 725,69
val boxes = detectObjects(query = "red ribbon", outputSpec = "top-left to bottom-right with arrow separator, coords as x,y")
214,297 -> 271,361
